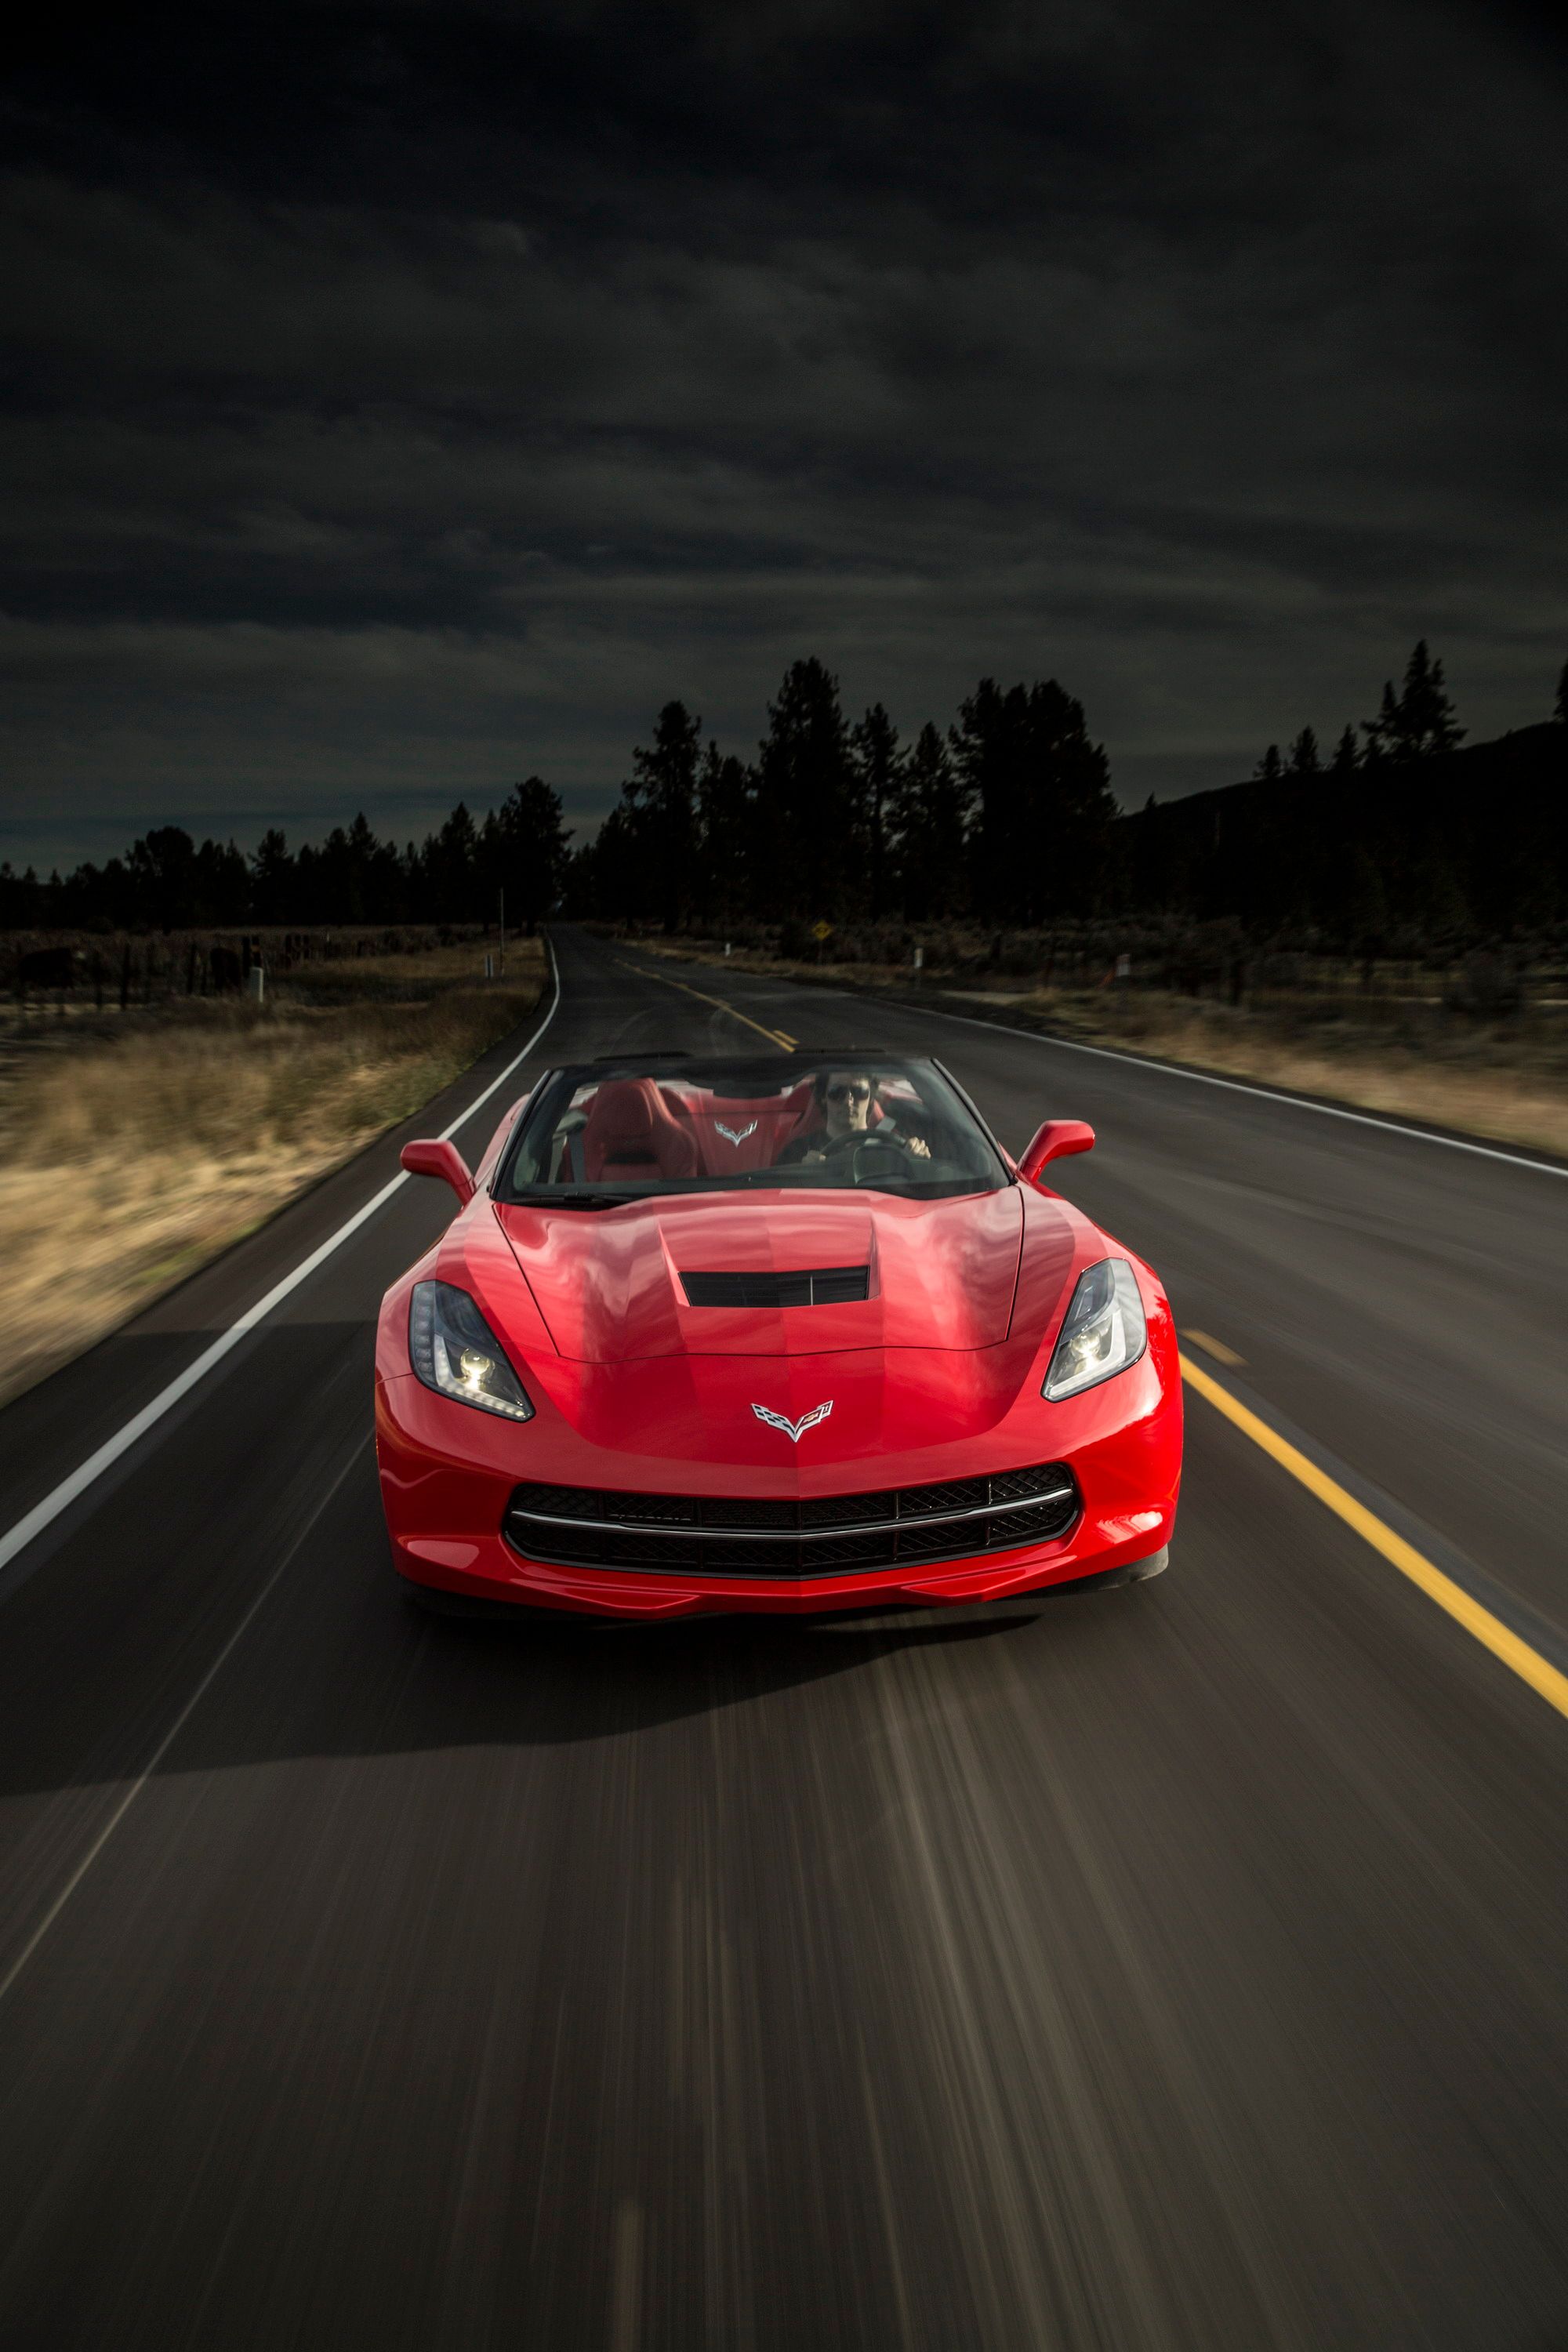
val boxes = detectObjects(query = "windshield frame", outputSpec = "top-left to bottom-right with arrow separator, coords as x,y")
493,1051 -> 1013,1207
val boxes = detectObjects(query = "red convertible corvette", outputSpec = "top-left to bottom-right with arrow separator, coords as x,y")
376,1051 -> 1181,1618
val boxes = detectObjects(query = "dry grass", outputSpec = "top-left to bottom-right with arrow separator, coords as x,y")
632,936 -> 1568,1160
0,938 -> 546,1406
1024,989 -> 1568,1156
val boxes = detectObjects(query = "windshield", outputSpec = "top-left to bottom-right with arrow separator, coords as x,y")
499,1054 -> 1007,1204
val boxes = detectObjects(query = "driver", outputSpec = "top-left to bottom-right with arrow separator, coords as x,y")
778,1069 -> 931,1166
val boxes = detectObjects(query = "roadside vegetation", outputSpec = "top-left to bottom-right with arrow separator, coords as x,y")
624,926 -> 1568,1161
0,935 -> 546,1408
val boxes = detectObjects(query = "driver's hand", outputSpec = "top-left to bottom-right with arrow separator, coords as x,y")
907,1135 -> 931,1158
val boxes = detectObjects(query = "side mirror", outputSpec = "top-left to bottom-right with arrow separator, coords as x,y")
1018,1120 -> 1095,1185
400,1138 -> 475,1205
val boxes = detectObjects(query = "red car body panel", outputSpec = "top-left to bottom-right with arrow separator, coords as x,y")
492,1185 -> 1025,1360
376,1102 -> 1183,1617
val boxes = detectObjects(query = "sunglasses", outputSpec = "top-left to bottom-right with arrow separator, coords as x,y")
826,1082 -> 872,1103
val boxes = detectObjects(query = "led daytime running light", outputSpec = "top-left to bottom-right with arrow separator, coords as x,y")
1042,1260 -> 1147,1401
409,1280 -> 534,1421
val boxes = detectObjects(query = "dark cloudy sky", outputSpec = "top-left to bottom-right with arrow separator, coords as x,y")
4,0 -> 1566,871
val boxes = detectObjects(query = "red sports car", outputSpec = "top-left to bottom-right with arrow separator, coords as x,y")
376,1051 -> 1182,1618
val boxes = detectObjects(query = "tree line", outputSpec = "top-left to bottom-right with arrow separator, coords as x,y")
3,645 -> 1563,949
1247,639 -> 1471,785
0,778 -> 570,937
574,644 -> 1566,949
575,656 -> 1119,931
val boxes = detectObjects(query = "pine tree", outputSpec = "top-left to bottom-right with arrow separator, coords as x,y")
428,802 -> 479,922
1365,642 -> 1465,762
625,701 -> 702,931
250,828 -> 294,924
328,811 -> 380,922
579,804 -> 640,927
1362,680 -> 1402,763
952,678 -> 1113,922
1285,726 -> 1320,775
192,837 -> 250,926
1329,724 -> 1359,776
1396,639 -> 1465,757
314,825 -> 359,923
756,659 -> 855,920
495,775 -> 570,934
949,680 -> 1012,915
126,826 -> 201,931
851,703 -> 902,919
1252,744 -> 1283,782
890,722 -> 968,918
695,743 -> 755,926
0,862 -> 42,928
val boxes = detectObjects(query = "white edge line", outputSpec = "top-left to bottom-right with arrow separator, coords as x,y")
0,938 -> 561,1579
909,996 -> 1568,1181
0,1446 -> 363,2005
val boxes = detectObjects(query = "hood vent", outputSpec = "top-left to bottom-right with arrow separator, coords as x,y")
682,1265 -> 870,1310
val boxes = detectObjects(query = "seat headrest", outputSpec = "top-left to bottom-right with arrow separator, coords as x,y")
582,1079 -> 699,1178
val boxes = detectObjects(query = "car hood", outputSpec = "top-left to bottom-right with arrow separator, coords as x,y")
493,1186 -> 1025,1363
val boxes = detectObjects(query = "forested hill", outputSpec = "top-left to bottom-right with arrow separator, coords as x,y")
567,648 -> 1567,948
1123,720 -> 1565,943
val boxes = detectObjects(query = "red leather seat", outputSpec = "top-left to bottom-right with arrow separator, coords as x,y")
581,1079 -> 700,1181
687,1083 -> 818,1174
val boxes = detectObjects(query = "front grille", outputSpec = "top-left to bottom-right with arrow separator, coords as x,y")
681,1265 -> 870,1308
504,1462 -> 1080,1579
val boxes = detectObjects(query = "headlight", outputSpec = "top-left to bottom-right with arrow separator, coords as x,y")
1042,1260 -> 1147,1400
409,1280 -> 534,1421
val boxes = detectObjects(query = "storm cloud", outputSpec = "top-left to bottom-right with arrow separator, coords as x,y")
4,0 -> 1566,866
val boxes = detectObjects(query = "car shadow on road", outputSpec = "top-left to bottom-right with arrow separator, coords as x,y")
0,1394 -> 1157,1797
268,1575 -> 1048,1773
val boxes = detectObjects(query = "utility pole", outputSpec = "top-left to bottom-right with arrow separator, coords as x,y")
499,887 -> 506,977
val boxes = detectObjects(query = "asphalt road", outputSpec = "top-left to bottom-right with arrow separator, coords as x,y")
2,924 -> 1566,2351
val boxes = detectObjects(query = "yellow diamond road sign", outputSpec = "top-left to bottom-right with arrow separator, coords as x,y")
811,920 -> 833,942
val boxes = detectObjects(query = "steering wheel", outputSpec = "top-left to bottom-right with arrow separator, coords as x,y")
848,1133 -> 911,1184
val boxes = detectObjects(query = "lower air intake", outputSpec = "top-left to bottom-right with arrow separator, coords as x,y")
504,1462 -> 1080,1579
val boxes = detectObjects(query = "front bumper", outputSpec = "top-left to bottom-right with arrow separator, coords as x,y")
376,1352 -> 1182,1619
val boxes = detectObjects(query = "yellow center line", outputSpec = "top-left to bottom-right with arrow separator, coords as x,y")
617,959 -> 794,1051
1183,1328 -> 1247,1367
1180,1352 -> 1568,1722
